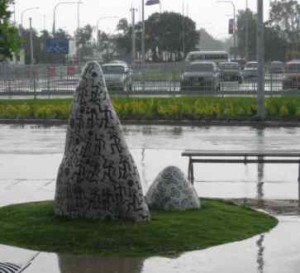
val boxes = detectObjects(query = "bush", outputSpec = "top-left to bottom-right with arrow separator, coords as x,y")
2,97 -> 300,121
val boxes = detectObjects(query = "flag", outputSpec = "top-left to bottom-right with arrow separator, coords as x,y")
145,0 -> 160,6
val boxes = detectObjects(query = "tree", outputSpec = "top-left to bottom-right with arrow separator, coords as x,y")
236,9 -> 257,61
268,0 -> 300,59
116,18 -> 129,33
115,12 -> 199,62
264,26 -> 288,61
268,0 -> 300,43
0,0 -> 21,61
99,31 -> 117,62
145,12 -> 199,61
75,24 -> 93,62
115,18 -> 132,60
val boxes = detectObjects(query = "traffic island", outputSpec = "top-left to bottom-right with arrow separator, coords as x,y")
0,199 -> 277,257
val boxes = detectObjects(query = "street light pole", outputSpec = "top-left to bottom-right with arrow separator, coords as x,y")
130,8 -> 137,64
96,16 -> 118,48
52,1 -> 81,35
217,1 -> 236,60
29,17 -> 34,64
20,7 -> 39,28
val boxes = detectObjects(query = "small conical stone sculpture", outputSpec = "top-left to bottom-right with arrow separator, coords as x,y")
54,61 -> 150,222
146,166 -> 200,211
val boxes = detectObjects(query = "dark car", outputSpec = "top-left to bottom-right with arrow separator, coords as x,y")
219,61 -> 243,83
282,60 -> 300,90
102,62 -> 132,91
180,61 -> 221,91
242,61 -> 258,80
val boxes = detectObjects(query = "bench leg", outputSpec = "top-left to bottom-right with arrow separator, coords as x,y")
191,162 -> 194,184
187,158 -> 194,184
298,162 -> 300,207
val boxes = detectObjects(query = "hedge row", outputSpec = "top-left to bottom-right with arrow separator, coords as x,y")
1,97 -> 300,120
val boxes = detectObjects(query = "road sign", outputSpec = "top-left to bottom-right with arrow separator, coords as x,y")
45,39 -> 69,54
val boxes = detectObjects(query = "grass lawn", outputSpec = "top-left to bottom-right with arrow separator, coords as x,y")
0,199 -> 277,257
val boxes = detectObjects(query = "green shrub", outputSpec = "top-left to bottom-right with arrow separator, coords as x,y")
2,97 -> 300,121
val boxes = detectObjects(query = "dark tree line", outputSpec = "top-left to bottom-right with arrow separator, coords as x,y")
4,0 -> 300,64
236,0 -> 300,62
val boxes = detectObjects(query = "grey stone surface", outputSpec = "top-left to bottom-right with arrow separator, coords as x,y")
54,61 -> 150,221
145,166 -> 200,211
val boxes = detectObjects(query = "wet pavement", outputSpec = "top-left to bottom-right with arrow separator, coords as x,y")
1,124 -> 300,272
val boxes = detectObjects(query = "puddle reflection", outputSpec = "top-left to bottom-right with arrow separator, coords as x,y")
256,235 -> 265,273
58,255 -> 143,273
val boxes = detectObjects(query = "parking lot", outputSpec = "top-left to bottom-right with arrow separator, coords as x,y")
0,62 -> 296,97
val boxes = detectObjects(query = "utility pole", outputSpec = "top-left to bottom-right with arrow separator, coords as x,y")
257,0 -> 265,119
29,17 -> 34,64
245,0 -> 249,62
217,1 -> 236,60
141,0 -> 145,64
182,1 -> 185,57
29,17 -> 37,99
130,7 -> 137,65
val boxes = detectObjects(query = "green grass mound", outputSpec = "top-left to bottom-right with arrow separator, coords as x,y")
0,199 -> 277,257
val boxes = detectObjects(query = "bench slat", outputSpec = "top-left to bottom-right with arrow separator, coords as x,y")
182,150 -> 300,157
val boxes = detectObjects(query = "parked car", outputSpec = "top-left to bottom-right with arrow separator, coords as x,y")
242,61 -> 258,80
219,61 -> 243,83
270,61 -> 284,74
102,62 -> 132,91
180,61 -> 221,91
282,60 -> 300,90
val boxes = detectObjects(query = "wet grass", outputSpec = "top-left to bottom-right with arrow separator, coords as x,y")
0,199 -> 277,257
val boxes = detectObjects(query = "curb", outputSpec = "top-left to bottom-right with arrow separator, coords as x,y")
1,119 -> 300,127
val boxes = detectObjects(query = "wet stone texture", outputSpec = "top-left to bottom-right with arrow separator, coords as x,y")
54,61 -> 150,222
146,166 -> 200,211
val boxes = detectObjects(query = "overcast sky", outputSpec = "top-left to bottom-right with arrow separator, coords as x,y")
13,0 -> 271,40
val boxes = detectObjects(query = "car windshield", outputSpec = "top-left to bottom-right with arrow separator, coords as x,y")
286,63 -> 300,73
220,63 -> 239,70
185,63 -> 214,72
245,62 -> 257,68
102,65 -> 125,74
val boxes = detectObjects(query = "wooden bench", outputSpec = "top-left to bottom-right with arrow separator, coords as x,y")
181,150 -> 300,190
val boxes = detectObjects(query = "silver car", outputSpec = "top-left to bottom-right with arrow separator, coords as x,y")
242,61 -> 258,81
180,61 -> 221,91
282,60 -> 300,90
102,62 -> 132,91
219,61 -> 243,83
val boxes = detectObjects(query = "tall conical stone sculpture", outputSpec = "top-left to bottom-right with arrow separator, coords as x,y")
54,61 -> 150,222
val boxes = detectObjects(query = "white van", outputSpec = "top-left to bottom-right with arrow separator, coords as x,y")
185,51 -> 229,65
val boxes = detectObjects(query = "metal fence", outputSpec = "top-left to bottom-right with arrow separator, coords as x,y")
0,62 -> 299,98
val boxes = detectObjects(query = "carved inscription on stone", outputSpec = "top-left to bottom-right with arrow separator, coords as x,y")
54,61 -> 150,222
146,166 -> 200,211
